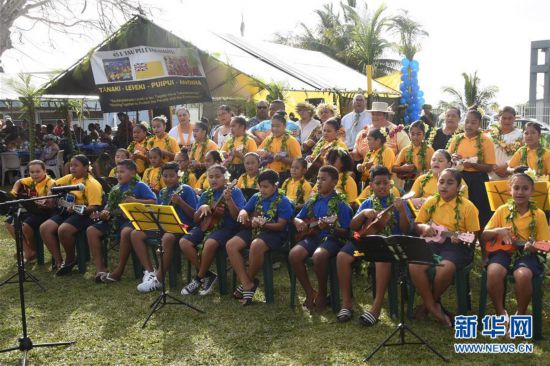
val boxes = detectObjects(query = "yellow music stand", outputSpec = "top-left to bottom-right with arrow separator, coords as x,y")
119,203 -> 202,327
485,180 -> 550,211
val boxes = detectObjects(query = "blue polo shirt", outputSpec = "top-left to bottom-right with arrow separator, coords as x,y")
157,184 -> 198,227
198,187 -> 247,230
297,192 -> 352,239
355,196 -> 412,235
117,180 -> 157,200
244,191 -> 294,232
247,119 -> 301,137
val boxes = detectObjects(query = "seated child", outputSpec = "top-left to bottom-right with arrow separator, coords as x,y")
227,169 -> 293,304
175,149 -> 197,187
237,152 -> 261,190
179,164 -> 246,296
194,150 -> 223,196
281,158 -> 312,211
288,165 -> 352,312
109,148 -> 131,177
337,165 -> 411,324
86,159 -> 156,282
142,147 -> 165,193
134,162 -> 198,292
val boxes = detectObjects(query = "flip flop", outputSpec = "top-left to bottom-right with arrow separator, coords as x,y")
359,311 -> 378,327
100,272 -> 119,283
233,284 -> 244,299
337,308 -> 353,323
55,261 -> 76,276
240,279 -> 259,306
95,272 -> 107,283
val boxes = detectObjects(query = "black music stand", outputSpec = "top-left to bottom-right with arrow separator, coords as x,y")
119,203 -> 204,328
354,235 -> 448,363
0,194 -> 75,365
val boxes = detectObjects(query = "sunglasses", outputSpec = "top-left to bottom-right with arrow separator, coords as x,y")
256,105 -> 268,109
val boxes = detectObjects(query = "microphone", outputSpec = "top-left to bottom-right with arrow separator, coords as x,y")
51,184 -> 86,194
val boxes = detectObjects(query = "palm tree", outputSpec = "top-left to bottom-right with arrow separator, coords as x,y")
390,10 -> 429,60
6,73 -> 42,160
440,72 -> 499,112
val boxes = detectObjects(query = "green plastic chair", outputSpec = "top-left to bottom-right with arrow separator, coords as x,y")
75,230 -> 90,273
478,268 -> 544,340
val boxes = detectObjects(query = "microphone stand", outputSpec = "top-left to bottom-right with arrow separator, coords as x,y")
0,194 -> 75,365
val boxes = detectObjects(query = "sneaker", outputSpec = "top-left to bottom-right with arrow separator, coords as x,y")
142,270 -> 155,283
199,272 -> 218,296
137,276 -> 161,293
181,278 -> 202,295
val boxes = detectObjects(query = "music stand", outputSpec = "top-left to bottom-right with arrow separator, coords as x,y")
119,203 -> 204,328
485,180 -> 550,211
0,194 -> 75,364
354,235 -> 448,363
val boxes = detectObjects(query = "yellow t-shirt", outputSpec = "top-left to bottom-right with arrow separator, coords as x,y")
128,140 -> 148,174
410,173 -> 469,199
189,139 -> 219,162
195,172 -> 210,190
142,167 -> 165,192
17,176 -> 55,197
146,134 -> 179,162
485,204 -> 550,241
179,171 -> 197,187
55,174 -> 103,206
237,173 -> 259,189
312,172 -> 357,204
281,177 -> 312,205
508,147 -> 550,175
395,144 -> 434,173
447,133 -> 496,172
221,135 -> 258,164
416,195 -> 480,233
362,146 -> 395,180
108,167 -> 116,177
258,133 -> 302,172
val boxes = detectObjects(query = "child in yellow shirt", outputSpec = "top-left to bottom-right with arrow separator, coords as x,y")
195,150 -> 223,195
109,148 -> 131,177
142,148 -> 165,194
175,150 -> 197,187
281,158 -> 312,211
128,123 -> 149,175
221,116 -> 258,180
357,128 -> 395,183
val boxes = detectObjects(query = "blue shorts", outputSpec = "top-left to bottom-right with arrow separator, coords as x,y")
429,240 -> 473,270
183,226 -> 238,247
234,229 -> 287,250
49,213 -> 94,231
297,235 -> 343,257
488,250 -> 544,276
339,242 -> 357,257
91,220 -> 132,235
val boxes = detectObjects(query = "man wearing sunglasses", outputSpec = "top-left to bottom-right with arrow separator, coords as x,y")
247,99 -> 301,145
247,100 -> 270,129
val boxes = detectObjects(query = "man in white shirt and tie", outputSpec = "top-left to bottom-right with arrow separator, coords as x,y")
341,94 -> 371,149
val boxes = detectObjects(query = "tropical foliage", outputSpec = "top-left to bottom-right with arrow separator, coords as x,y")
440,72 -> 499,112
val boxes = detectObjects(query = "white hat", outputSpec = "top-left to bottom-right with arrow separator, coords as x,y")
367,102 -> 392,113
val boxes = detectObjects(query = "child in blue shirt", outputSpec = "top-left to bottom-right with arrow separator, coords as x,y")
87,159 -> 157,283
134,162 -> 198,293
289,165 -> 352,312
337,165 -> 412,325
227,169 -> 293,305
180,164 -> 246,296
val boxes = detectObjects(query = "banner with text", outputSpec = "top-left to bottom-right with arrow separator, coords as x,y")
91,45 -> 211,112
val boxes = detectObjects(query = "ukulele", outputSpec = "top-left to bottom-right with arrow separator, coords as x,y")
452,156 -> 478,171
485,238 -> 550,253
199,180 -> 238,232
295,215 -> 338,242
354,191 -> 415,238
58,194 -> 86,215
395,163 -> 418,180
260,152 -> 287,167
423,223 -> 475,244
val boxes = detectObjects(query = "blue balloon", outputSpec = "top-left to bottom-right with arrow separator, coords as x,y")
404,115 -> 410,123
418,91 -> 424,97
411,70 -> 418,78
402,58 -> 410,67
411,60 -> 419,69
400,97 -> 406,104
419,98 -> 425,105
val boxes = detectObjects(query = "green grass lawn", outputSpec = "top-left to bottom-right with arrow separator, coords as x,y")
0,225 -> 548,365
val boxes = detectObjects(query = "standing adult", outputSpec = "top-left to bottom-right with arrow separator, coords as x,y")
247,99 -> 301,145
341,94 -> 371,149
295,102 -> 320,144
168,106 -> 195,148
367,101 -> 410,155
488,106 -> 523,180
112,112 -> 133,149
420,104 -> 438,128
53,119 -> 64,137
246,100 -> 269,129
303,103 -> 338,152
431,107 -> 461,151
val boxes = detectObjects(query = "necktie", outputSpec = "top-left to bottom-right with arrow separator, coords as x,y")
352,113 -> 360,129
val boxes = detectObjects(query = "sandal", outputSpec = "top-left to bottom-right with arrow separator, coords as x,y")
233,284 -> 244,299
55,261 -> 76,276
95,272 -> 107,283
100,272 -> 119,283
337,308 -> 353,323
438,303 -> 454,328
359,311 -> 378,327
240,279 -> 259,306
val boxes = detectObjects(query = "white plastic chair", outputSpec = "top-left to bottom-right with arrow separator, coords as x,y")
46,150 -> 64,179
0,152 -> 22,185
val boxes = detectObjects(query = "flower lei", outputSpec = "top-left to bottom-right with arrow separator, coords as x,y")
306,192 -> 347,242
263,131 -> 290,153
227,134 -> 249,159
339,172 -> 350,200
489,125 -> 523,156
147,134 -> 174,153
418,171 -> 434,197
159,185 -> 185,206
145,167 -> 162,190
242,173 -> 258,189
251,190 -> 283,237
506,199 -> 537,241
29,177 -> 50,197
190,139 -> 209,162
282,177 -> 305,205
364,146 -> 385,166
450,132 -> 484,164
405,142 -> 429,172
180,171 -> 190,185
424,191 -> 463,232
371,192 -> 395,236
425,125 -> 438,146
519,145 -> 545,176
310,137 -> 325,158
105,177 -> 137,245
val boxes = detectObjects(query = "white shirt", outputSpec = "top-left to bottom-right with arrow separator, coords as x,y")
299,118 -> 321,143
168,124 -> 194,146
342,110 -> 371,148
489,127 -> 523,180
